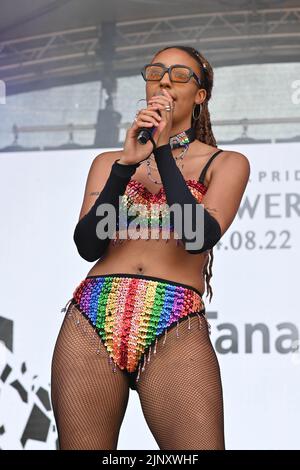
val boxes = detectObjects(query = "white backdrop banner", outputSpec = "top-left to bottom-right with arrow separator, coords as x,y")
0,142 -> 299,450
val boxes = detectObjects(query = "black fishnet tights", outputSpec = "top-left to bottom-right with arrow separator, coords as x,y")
51,303 -> 225,450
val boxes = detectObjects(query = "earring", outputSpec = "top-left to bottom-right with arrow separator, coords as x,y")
192,103 -> 201,120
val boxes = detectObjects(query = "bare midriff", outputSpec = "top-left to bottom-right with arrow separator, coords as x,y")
86,236 -> 209,296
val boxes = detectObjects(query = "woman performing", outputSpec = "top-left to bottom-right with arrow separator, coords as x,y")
51,45 -> 250,450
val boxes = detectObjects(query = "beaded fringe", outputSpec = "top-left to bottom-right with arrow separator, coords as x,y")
111,234 -> 185,247
61,298 -> 211,386
118,178 -> 207,247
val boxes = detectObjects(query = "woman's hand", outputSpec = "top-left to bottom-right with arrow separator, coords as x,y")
119,89 -> 175,165
147,89 -> 175,147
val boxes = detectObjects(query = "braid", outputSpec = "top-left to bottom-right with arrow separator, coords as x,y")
154,45 -> 217,303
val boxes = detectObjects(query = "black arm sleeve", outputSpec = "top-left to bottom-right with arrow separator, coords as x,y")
153,143 -> 222,253
73,159 -> 140,262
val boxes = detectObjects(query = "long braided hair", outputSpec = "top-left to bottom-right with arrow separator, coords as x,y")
154,45 -> 217,303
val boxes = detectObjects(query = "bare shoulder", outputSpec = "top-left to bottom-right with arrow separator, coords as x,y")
84,149 -> 123,196
193,143 -> 250,187
208,148 -> 250,178
91,149 -> 122,170
225,149 -> 250,163
77,150 -> 123,220
221,150 -> 250,177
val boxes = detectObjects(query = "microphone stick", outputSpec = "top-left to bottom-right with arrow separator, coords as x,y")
137,91 -> 163,145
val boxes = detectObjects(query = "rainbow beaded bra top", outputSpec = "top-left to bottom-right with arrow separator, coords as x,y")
112,178 -> 207,245
112,126 -> 208,244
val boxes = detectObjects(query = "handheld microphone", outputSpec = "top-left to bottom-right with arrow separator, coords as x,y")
137,91 -> 163,145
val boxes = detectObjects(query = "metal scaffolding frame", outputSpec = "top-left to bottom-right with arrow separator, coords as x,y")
1,6 -> 299,94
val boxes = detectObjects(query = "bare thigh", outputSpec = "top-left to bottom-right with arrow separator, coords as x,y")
51,303 -> 130,450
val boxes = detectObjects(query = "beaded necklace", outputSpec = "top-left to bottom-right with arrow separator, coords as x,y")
145,126 -> 196,185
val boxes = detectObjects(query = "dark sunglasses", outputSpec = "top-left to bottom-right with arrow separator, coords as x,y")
141,62 -> 202,87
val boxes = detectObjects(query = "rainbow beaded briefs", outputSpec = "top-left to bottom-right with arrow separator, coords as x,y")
62,273 -> 208,389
